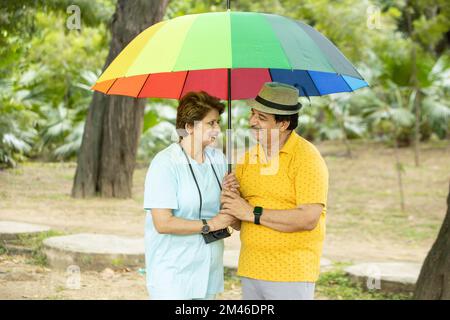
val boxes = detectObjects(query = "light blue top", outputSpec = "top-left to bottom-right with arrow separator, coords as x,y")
143,143 -> 227,299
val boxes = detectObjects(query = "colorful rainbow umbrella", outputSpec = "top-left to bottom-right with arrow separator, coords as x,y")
92,10 -> 368,170
92,11 -> 368,100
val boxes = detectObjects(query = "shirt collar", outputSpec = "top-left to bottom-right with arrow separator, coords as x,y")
249,130 -> 298,161
279,130 -> 298,155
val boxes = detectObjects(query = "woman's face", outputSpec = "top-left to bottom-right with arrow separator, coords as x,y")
192,109 -> 221,147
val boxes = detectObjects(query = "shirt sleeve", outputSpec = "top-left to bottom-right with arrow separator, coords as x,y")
143,153 -> 179,210
294,148 -> 329,207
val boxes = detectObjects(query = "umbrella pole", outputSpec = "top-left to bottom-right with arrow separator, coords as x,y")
227,1 -> 232,174
227,68 -> 232,174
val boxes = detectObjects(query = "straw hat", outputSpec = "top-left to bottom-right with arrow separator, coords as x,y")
246,82 -> 302,115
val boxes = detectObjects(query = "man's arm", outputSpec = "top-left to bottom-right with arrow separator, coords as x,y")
220,191 -> 323,233
255,204 -> 323,232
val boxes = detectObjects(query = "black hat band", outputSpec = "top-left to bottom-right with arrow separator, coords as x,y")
255,95 -> 301,111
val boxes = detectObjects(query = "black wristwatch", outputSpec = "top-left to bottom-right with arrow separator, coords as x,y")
201,219 -> 210,234
253,206 -> 263,225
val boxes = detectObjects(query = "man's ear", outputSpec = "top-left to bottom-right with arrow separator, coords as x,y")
279,120 -> 290,132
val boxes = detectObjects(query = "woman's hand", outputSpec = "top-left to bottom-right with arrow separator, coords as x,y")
209,212 -> 238,232
222,173 -> 240,194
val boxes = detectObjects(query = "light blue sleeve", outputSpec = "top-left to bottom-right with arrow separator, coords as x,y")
143,153 -> 178,210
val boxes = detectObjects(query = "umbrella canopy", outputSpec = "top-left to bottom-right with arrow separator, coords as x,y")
92,11 -> 368,100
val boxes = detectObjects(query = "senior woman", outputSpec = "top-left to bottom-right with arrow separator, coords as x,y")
143,91 -> 240,300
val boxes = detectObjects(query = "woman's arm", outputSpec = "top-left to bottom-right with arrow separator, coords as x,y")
151,209 -> 237,235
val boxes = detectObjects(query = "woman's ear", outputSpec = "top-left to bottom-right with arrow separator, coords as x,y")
185,123 -> 194,135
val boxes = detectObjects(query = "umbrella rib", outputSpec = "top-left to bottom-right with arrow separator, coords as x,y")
294,20 -> 341,75
105,78 -> 118,95
305,70 -> 321,96
136,74 -> 151,98
178,71 -> 190,100
341,75 -> 355,93
268,69 -> 274,82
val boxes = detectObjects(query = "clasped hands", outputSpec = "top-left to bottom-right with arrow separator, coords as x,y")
208,173 -> 253,231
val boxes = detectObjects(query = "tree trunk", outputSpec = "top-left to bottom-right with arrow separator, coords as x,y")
72,0 -> 169,198
413,182 -> 450,299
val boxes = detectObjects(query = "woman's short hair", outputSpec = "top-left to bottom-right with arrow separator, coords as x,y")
176,91 -> 225,140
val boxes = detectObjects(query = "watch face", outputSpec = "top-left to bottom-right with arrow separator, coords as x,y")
254,206 -> 263,214
202,225 -> 210,234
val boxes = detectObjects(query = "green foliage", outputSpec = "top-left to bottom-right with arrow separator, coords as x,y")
0,0 -> 449,167
223,267 -> 241,291
15,230 -> 66,266
0,243 -> 7,255
0,2 -> 111,166
0,75 -> 39,168
111,258 -> 124,267
137,100 -> 178,160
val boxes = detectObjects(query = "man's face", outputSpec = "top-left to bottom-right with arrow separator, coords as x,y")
249,108 -> 285,145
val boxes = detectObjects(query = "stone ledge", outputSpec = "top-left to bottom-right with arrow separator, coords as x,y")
43,233 -> 145,271
0,221 -> 51,241
345,262 -> 422,294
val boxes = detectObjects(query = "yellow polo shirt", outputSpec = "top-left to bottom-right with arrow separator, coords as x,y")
235,131 -> 328,282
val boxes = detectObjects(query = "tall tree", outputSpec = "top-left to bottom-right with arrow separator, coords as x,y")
414,182 -> 450,299
72,0 -> 169,198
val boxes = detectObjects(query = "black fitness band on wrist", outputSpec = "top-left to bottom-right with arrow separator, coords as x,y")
253,206 -> 263,225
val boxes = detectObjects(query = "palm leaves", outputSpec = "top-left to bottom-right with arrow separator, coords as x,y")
0,119 -> 35,168
0,73 -> 39,168
138,100 -> 177,160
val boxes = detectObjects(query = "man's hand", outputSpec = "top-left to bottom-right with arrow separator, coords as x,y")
220,190 -> 253,222
222,173 -> 240,194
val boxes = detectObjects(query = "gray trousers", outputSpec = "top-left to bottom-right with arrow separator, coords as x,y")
241,277 -> 315,300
